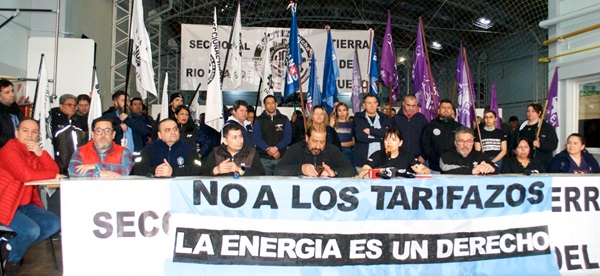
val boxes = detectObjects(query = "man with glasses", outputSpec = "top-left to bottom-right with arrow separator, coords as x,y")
439,126 -> 497,175
68,118 -> 132,177
50,94 -> 87,175
132,119 -> 202,177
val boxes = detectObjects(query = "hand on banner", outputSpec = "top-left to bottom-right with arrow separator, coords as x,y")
472,161 -> 495,175
301,164 -> 319,177
320,162 -> 335,177
75,164 -> 95,174
24,141 -> 43,156
155,159 -> 173,177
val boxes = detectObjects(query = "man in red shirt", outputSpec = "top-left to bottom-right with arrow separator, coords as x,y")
0,119 -> 61,275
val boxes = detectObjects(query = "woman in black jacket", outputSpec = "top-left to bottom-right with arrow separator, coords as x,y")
174,106 -> 211,158
501,137 -> 546,174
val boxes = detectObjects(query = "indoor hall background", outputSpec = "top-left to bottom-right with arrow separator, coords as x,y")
112,0 -> 549,121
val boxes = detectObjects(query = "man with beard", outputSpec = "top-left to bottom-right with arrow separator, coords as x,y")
439,126 -> 497,175
0,79 -> 24,148
68,118 -> 132,177
421,99 -> 463,172
132,119 -> 202,177
274,125 -> 355,177
102,91 -> 150,154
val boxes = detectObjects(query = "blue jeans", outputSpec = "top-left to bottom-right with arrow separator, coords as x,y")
5,204 -> 60,262
260,158 -> 280,176
342,147 -> 353,166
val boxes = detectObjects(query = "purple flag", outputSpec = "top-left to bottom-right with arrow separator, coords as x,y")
380,10 -> 400,104
351,48 -> 362,113
456,47 -> 475,128
412,19 -> 438,121
490,83 -> 501,128
545,67 -> 559,128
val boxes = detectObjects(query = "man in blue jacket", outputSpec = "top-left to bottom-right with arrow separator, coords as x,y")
352,94 -> 391,168
253,95 -> 292,175
392,95 -> 428,164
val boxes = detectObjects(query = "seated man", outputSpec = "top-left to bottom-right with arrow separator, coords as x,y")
200,124 -> 264,176
440,126 -> 498,175
68,118 -> 133,177
132,119 -> 202,177
274,125 -> 355,177
0,119 -> 61,274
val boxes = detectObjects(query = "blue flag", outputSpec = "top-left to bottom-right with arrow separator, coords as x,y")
322,29 -> 340,114
285,3 -> 302,98
306,54 -> 322,116
369,36 -> 379,98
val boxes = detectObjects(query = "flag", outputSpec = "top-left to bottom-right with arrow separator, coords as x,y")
258,33 -> 274,105
284,2 -> 302,98
229,3 -> 242,88
489,83 -> 501,129
322,28 -> 339,114
456,47 -> 475,128
412,19 -> 439,122
160,72 -> 169,121
205,8 -> 224,131
88,67 -> 103,139
351,48 -> 363,113
380,10 -> 400,104
306,54 -> 322,115
32,55 -> 54,157
130,0 -> 157,99
189,83 -> 202,123
368,35 -> 379,98
545,67 -> 559,128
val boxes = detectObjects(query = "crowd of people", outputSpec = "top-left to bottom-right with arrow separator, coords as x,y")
0,77 -> 599,274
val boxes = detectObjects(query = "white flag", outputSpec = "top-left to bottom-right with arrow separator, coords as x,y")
160,72 -> 169,121
189,83 -> 202,123
258,32 -> 273,106
229,3 -> 242,88
130,0 -> 157,99
33,55 -> 54,158
205,8 -> 224,132
88,67 -> 103,139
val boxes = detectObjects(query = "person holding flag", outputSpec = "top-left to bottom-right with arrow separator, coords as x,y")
516,103 -> 558,168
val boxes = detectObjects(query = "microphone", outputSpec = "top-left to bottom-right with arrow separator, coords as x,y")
369,168 -> 394,179
386,147 -> 392,167
396,169 -> 416,178
523,169 -> 539,176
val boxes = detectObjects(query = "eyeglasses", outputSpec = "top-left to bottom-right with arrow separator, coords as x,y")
456,139 -> 474,145
63,103 -> 76,107
94,128 -> 114,135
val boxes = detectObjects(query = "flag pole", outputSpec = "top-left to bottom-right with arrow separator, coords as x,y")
536,99 -> 549,139
419,17 -> 439,115
220,1 -> 239,85
123,0 -> 135,113
31,54 -> 45,118
462,47 -> 483,153
367,29 -> 373,89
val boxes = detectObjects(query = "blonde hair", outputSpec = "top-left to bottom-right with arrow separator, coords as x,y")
307,105 -> 329,129
332,102 -> 349,129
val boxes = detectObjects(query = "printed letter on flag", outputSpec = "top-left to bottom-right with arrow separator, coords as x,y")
205,8 -> 224,131
545,67 -> 559,128
229,3 -> 242,88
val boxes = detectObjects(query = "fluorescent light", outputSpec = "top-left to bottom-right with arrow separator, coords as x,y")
430,41 -> 442,50
474,17 -> 494,29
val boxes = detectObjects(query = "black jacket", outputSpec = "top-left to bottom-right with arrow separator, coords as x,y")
0,102 -> 24,148
102,109 -> 150,153
274,141 -> 355,177
547,150 -> 600,173
50,107 -> 87,175
391,111 -> 428,159
422,116 -> 463,171
224,118 -> 255,148
352,111 -> 391,167
132,139 -> 201,177
178,120 -> 211,158
253,110 -> 292,159
516,120 -> 558,168
439,149 -> 498,175
500,157 -> 547,174
199,144 -> 264,176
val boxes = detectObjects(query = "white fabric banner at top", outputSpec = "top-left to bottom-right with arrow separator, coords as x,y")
180,24 -> 370,92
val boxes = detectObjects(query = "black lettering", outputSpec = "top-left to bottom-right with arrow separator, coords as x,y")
93,212 -> 113,239
461,185 -> 483,209
347,40 -> 354,49
583,244 -> 600,269
221,184 -> 247,208
116,211 -> 135,238
194,180 -> 218,205
506,184 -> 526,207
412,187 -> 432,210
527,181 -> 544,204
565,245 -> 582,270
584,187 -> 599,211
387,186 -> 410,209
436,186 -> 444,209
162,211 -> 171,235
252,185 -> 278,209
565,187 -> 582,212
292,185 -> 311,209
446,186 -> 463,209
313,186 -> 337,211
138,211 -> 159,237
337,186 -> 359,212
555,246 -> 563,269
485,185 -> 505,208
189,40 -> 196,48
552,186 -> 562,212
339,60 -> 352,69
371,185 -> 392,210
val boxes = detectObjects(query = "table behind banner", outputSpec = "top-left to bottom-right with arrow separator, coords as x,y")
60,175 -> 600,275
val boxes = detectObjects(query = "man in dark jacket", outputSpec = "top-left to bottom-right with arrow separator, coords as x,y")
440,126 -> 497,175
200,123 -> 264,176
274,125 -> 355,177
253,95 -> 292,175
422,99 -> 463,172
223,100 -> 254,148
132,119 -> 201,177
102,91 -> 150,154
392,95 -> 428,163
0,79 -> 24,148
50,94 -> 87,174
352,94 -> 391,167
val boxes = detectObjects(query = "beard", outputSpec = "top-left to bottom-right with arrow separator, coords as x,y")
310,148 -> 322,155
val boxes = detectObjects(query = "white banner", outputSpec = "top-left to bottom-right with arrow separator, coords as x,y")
181,24 -> 370,93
